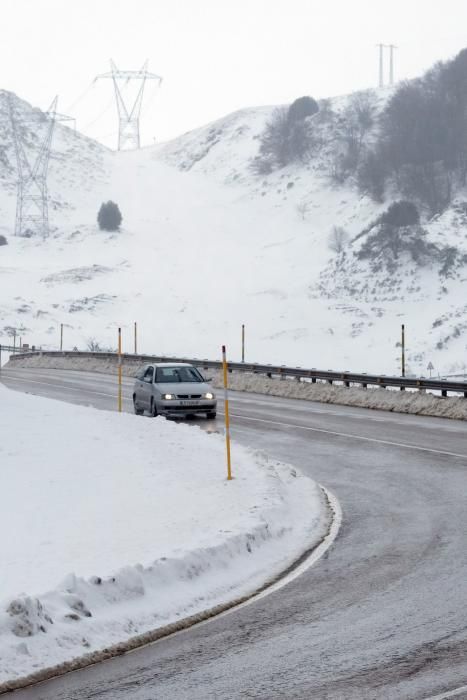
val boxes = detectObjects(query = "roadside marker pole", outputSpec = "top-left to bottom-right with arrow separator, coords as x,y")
222,345 -> 233,481
241,324 -> 245,363
134,322 -> 137,354
401,324 -> 405,377
118,327 -> 123,413
13,331 -> 16,353
60,323 -> 63,351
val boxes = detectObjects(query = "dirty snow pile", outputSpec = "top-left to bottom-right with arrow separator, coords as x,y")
211,372 -> 467,421
0,384 -> 328,688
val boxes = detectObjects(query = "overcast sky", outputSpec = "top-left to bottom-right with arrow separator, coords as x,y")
1,0 -> 467,148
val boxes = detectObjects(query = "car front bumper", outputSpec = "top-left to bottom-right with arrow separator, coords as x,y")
158,400 -> 217,414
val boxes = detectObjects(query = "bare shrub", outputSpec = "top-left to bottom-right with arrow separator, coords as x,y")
328,226 -> 350,253
296,201 -> 310,220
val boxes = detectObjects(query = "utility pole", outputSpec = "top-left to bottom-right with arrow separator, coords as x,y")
401,324 -> 406,377
388,44 -> 397,85
377,44 -> 385,88
376,44 -> 397,88
8,95 -> 71,239
95,60 -> 162,150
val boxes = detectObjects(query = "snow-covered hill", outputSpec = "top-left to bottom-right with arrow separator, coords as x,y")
0,88 -> 466,375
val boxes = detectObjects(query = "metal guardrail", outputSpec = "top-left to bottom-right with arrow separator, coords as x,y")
5,349 -> 467,398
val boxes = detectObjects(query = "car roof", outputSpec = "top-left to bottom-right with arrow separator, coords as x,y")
150,362 -> 196,368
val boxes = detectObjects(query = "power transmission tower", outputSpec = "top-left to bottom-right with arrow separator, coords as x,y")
8,95 -> 61,239
95,60 -> 162,150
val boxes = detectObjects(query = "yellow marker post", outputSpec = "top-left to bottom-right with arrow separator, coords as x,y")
401,324 -> 405,377
241,324 -> 245,363
118,327 -> 123,412
222,345 -> 233,480
134,322 -> 138,354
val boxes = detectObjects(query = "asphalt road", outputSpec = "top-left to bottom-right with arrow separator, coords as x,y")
1,366 -> 467,700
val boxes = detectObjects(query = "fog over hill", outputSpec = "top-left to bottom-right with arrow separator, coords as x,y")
1,61 -> 467,375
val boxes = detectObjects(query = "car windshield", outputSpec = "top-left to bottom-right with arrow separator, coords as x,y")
155,366 -> 204,383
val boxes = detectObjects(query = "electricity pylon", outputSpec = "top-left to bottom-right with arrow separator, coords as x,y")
8,95 -> 60,238
95,60 -> 162,150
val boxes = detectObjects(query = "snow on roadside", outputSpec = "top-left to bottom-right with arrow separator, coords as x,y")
6,353 -> 467,420
0,384 -> 329,686
211,371 -> 467,421
0,350 -> 10,367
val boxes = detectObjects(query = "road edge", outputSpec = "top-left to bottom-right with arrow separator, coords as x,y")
0,486 -> 341,695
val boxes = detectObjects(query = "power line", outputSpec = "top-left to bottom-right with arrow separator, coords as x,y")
65,81 -> 96,113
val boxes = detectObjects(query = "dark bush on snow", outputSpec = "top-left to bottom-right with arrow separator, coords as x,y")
379,201 -> 420,227
255,96 -> 319,170
97,201 -> 122,232
288,96 -> 319,122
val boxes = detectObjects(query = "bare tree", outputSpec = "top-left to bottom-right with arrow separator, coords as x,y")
86,337 -> 101,352
328,226 -> 350,254
296,201 -> 310,220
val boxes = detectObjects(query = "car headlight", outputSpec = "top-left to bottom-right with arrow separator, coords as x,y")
163,393 -> 176,400
203,392 -> 215,400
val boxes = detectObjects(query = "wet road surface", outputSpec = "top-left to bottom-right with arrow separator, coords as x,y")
1,367 -> 467,699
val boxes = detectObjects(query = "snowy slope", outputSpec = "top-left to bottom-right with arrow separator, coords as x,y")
0,89 -> 466,375
0,383 -> 328,685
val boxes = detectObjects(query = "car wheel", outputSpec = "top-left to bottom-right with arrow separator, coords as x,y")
206,411 -> 217,419
150,399 -> 158,417
133,395 -> 144,415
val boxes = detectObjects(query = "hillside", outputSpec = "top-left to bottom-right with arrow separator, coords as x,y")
0,85 -> 466,376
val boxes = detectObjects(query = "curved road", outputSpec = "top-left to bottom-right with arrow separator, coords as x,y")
1,367 -> 467,699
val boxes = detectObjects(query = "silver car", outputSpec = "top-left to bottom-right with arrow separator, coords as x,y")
133,362 -> 217,418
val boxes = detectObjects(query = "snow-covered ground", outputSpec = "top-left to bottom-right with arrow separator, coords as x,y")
0,383 -> 329,687
0,89 -> 466,376
0,349 -> 10,367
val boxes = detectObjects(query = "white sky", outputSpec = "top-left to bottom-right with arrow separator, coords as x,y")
1,0 -> 467,148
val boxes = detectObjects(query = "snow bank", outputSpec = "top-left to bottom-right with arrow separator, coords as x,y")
0,350 -> 10,367
210,371 -> 467,421
6,353 -> 467,420
0,384 -> 329,689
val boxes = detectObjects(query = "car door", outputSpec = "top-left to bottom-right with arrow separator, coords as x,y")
139,366 -> 155,409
